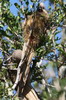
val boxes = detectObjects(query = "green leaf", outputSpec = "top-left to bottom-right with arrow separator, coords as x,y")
26,1 -> 29,5
0,24 -> 4,28
14,3 -> 20,9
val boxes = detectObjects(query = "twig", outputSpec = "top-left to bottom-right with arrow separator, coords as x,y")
12,59 -> 24,89
0,47 -> 7,54
5,37 -> 14,44
14,32 -> 22,39
3,63 -> 16,66
2,56 -> 12,66
51,27 -> 59,66
46,83 -> 55,88
2,66 -> 17,71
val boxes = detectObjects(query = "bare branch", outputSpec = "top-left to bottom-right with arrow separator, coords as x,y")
12,31 -> 32,90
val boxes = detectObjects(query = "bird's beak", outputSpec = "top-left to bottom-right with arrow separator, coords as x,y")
43,9 -> 49,19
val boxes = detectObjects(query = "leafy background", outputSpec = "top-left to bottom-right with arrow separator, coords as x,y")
0,0 -> 66,100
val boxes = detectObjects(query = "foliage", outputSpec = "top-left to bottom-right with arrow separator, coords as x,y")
0,0 -> 66,100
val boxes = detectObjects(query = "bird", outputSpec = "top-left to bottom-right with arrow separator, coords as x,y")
23,2 -> 50,50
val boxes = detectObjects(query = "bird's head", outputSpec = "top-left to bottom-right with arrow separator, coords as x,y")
37,2 -> 49,19
37,2 -> 45,12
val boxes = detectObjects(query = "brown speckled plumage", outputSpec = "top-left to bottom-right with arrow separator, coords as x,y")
23,5 -> 49,49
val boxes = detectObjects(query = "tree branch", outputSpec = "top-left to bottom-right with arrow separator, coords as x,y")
12,30 -> 33,90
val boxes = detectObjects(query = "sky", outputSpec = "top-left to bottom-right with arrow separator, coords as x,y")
10,0 -> 19,16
